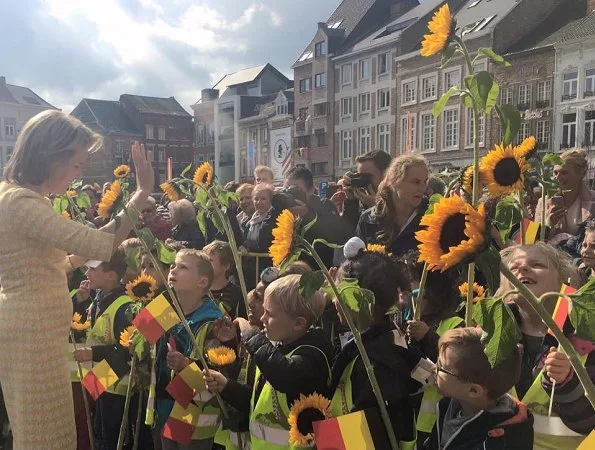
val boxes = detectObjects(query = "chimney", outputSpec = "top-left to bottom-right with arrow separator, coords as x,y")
0,76 -> 5,87
589,0 -> 595,14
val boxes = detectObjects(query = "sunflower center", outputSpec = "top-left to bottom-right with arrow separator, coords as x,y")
439,213 -> 468,253
297,408 -> 325,435
132,282 -> 152,298
493,157 -> 521,186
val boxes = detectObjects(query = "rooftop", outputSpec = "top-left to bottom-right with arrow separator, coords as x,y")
212,65 -> 267,93
0,77 -> 57,109
71,99 -> 142,136
540,11 -> 595,46
119,94 -> 190,117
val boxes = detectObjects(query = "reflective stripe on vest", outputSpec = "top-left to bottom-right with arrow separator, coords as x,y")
215,427 -> 248,450
417,316 -> 464,434
250,345 -> 330,450
192,404 -> 221,440
521,353 -> 588,450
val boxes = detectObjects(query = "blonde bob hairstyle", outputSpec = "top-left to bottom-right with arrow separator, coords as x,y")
168,199 -> 196,225
4,110 -> 102,185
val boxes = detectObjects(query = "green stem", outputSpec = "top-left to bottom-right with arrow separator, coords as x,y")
465,263 -> 476,326
519,193 -> 526,245
413,263 -> 429,321
540,185 -> 547,241
117,353 -> 137,450
499,262 -> 595,410
70,331 -> 96,450
300,240 -> 399,450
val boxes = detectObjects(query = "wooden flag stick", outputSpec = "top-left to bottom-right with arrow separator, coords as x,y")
70,331 -> 96,450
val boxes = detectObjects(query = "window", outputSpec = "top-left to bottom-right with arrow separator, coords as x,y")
314,73 -> 327,88
377,124 -> 390,153
260,127 -> 268,144
377,88 -> 390,110
158,148 -> 166,162
563,72 -> 578,100
158,127 -> 166,140
562,113 -> 577,148
314,102 -> 328,117
537,120 -> 550,149
421,74 -> 437,101
3,119 -> 16,139
277,103 -> 288,115
206,122 -> 215,143
444,68 -> 461,91
298,107 -> 308,120
359,127 -> 371,155
518,84 -> 531,109
314,41 -> 326,57
328,19 -> 343,29
341,130 -> 353,160
359,93 -> 371,113
466,110 -> 485,147
316,132 -> 327,147
145,125 -> 154,139
298,50 -> 313,62
400,114 -> 417,153
359,59 -> 371,80
299,78 -> 312,93
586,69 -> 595,97
341,97 -> 353,117
341,64 -> 352,85
378,53 -> 390,75
420,113 -> 436,153
537,81 -> 551,107
585,111 -> 595,146
311,162 -> 328,176
443,107 -> 459,150
500,87 -> 514,105
401,78 -> 417,105
518,122 -> 530,144
6,147 -> 13,160
468,0 -> 482,7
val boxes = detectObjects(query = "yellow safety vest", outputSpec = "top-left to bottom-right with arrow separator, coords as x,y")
416,316 -> 464,434
249,345 -> 330,450
86,294 -> 134,396
520,354 -> 589,450
330,355 -> 416,450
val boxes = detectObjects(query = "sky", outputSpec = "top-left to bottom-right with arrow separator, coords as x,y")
1,0 -> 339,113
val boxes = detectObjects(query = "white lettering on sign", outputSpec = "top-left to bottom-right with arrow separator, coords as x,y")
524,110 -> 544,120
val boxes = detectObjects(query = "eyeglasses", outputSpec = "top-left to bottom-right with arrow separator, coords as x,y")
141,209 -> 154,214
435,362 -> 461,379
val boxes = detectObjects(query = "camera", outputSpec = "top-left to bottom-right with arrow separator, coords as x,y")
347,172 -> 373,189
272,185 -> 307,211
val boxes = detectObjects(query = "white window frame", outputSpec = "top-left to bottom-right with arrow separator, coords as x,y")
443,66 -> 462,92
585,112 -> 595,146
341,130 -> 353,161
145,125 -> 154,139
442,106 -> 460,151
158,127 -> 166,140
518,122 -> 531,144
377,52 -> 391,76
359,59 -> 371,80
536,120 -> 550,148
518,84 -> 531,108
341,64 -> 352,85
377,88 -> 390,111
401,77 -> 418,106
400,113 -> 417,154
359,93 -> 371,114
465,110 -> 485,148
419,111 -> 436,153
420,72 -> 438,102
537,80 -> 551,104
500,86 -> 514,105
341,97 -> 353,118
562,113 -> 577,148
314,73 -> 327,89
358,126 -> 371,155
563,71 -> 578,100
377,124 -> 390,153
586,69 -> 595,95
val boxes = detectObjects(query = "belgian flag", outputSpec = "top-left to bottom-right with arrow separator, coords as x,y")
166,362 -> 207,408
162,401 -> 199,445
82,350 -> 130,400
132,293 -> 181,344
313,409 -> 390,450
547,284 -> 575,337
514,219 -> 542,245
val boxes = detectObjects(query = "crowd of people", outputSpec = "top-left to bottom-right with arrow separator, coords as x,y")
0,110 -> 593,450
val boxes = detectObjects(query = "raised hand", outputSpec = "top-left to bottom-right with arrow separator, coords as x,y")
131,141 -> 154,193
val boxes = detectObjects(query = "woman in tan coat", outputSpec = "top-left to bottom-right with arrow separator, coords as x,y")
0,110 -> 153,450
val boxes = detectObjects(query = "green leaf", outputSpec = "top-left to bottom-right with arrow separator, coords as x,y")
302,215 -> 318,236
299,271 -> 325,299
441,42 -> 458,68
433,86 -> 460,118
464,71 -> 500,114
339,285 -> 376,330
569,278 -> 595,340
125,247 -> 142,275
76,192 -> 92,210
137,228 -> 157,250
473,297 -> 522,367
126,207 -> 140,227
497,104 -> 522,147
323,278 -> 358,308
70,179 -> 83,190
196,209 -> 207,237
311,238 -> 343,250
542,153 -> 564,167
61,198 -> 69,212
494,195 -> 522,238
210,209 -> 226,235
180,163 -> 193,178
474,247 -> 501,296
426,194 -> 443,215
156,240 -> 177,265
53,197 -> 63,214
477,48 -> 511,67
195,188 -> 208,207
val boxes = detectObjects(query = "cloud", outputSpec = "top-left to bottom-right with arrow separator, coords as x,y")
1,0 -> 337,112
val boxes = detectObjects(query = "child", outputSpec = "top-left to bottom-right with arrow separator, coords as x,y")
204,274 -> 332,449
154,249 -> 225,450
141,249 -> 170,293
203,240 -> 245,319
427,328 -> 533,450
72,249 -> 136,450
330,247 -> 425,448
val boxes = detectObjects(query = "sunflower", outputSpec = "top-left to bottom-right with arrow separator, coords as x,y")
269,209 -> 296,266
193,162 -> 214,188
125,273 -> 157,303
479,144 -> 529,197
461,165 -> 474,195
207,346 -> 237,366
421,4 -> 454,57
71,313 -> 91,331
366,243 -> 388,254
416,196 -> 486,272
62,211 -> 71,219
288,393 -> 331,447
97,180 -> 123,219
119,325 -> 137,348
66,190 -> 77,198
516,136 -> 537,160
113,165 -> 131,179
458,282 -> 486,303
72,312 -> 82,323
160,181 -> 180,202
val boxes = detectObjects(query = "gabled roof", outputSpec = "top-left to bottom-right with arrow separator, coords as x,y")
281,89 -> 294,102
119,94 -> 190,117
71,99 -> 143,136
211,63 -> 290,97
0,81 -> 57,109
540,11 -> 595,46
453,0 -> 519,37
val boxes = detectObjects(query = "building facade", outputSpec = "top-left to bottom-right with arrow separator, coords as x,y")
0,76 -> 57,175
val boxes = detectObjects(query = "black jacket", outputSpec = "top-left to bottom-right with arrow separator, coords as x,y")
329,320 -> 423,443
426,395 -> 534,450
356,198 -> 428,256
171,221 -> 205,249
221,327 -> 333,413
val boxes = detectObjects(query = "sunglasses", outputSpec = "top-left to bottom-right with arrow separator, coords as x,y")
435,362 -> 462,379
